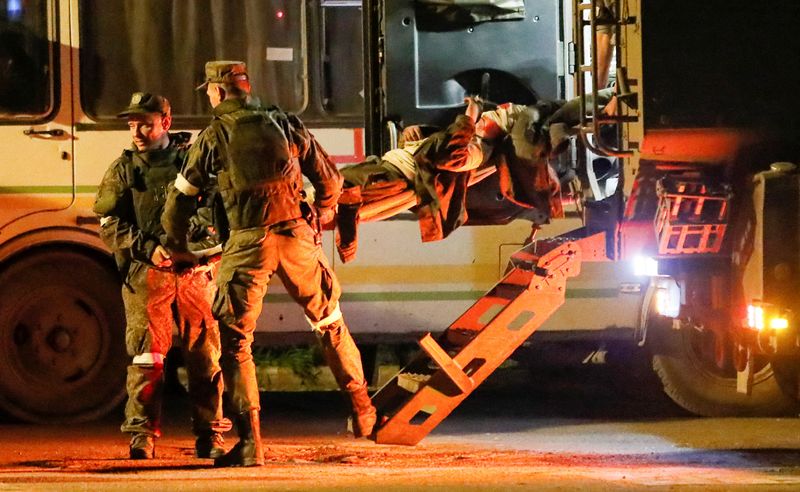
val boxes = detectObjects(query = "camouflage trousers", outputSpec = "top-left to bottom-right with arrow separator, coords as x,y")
213,222 -> 368,415
120,260 -> 224,437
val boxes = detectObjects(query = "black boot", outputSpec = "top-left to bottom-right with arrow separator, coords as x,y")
335,187 -> 362,263
129,433 -> 155,459
195,432 -> 226,459
213,410 -> 264,467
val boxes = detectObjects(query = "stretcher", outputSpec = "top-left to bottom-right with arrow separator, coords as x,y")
356,165 -> 499,223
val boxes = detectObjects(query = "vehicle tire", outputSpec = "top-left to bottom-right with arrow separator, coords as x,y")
648,315 -> 799,417
0,250 -> 128,423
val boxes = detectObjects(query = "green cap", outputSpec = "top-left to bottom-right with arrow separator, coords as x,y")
117,92 -> 170,118
196,60 -> 249,90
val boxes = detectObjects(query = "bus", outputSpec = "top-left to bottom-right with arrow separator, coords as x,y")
7,0 -> 788,426
1,0 -> 590,423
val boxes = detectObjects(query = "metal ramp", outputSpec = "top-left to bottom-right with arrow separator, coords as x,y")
370,232 -> 607,445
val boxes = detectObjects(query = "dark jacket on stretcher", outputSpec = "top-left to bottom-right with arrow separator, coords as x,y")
336,101 -> 563,263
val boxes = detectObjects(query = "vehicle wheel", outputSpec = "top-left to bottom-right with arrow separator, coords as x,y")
0,250 -> 127,423
648,316 -> 799,417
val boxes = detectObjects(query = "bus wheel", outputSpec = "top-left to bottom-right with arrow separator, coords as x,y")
648,315 -> 799,417
0,250 -> 128,423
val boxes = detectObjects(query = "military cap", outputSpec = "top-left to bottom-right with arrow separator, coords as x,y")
196,60 -> 249,90
117,92 -> 170,118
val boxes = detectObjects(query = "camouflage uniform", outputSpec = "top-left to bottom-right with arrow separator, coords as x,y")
163,61 -> 376,467
94,126 -> 225,451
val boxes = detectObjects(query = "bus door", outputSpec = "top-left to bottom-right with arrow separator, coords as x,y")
363,0 -> 564,155
0,0 -> 74,231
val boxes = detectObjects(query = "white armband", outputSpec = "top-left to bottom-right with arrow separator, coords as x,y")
174,173 -> 200,196
306,303 -> 343,331
132,352 -> 166,366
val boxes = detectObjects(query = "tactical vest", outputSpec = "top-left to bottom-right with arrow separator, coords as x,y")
127,146 -> 183,239
214,108 -> 305,230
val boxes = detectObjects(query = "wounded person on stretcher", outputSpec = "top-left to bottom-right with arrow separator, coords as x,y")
335,89 -> 616,263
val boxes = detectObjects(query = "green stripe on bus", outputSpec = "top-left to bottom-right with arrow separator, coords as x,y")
264,288 -> 620,303
0,186 -> 98,194
567,288 -> 620,298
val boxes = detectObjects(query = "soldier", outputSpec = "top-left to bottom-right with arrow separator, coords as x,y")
162,61 -> 376,468
94,92 -> 226,460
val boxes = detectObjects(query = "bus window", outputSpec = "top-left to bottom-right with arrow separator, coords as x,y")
78,0 -> 307,120
320,0 -> 362,116
0,0 -> 53,119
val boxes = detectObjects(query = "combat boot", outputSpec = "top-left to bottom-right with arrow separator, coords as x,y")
348,382 -> 377,438
213,410 -> 264,467
316,319 -> 376,437
129,433 -> 155,459
195,431 -> 226,459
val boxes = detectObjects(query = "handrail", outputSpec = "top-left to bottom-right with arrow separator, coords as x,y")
387,120 -> 400,150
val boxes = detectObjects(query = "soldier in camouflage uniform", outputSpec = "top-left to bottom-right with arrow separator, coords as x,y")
163,61 -> 376,468
94,93 -> 227,460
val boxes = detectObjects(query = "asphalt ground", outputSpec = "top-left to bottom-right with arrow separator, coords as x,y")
3,357 -> 800,490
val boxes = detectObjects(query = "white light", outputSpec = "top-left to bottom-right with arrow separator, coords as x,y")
653,277 -> 681,318
747,304 -> 764,331
633,256 -> 659,277
655,288 -> 679,318
8,0 -> 22,19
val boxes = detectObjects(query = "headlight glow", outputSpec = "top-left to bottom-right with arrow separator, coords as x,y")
747,304 -> 764,331
746,304 -> 790,331
769,317 -> 789,330
633,256 -> 659,277
652,277 -> 681,318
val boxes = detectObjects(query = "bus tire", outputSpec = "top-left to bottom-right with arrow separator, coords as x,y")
0,250 -> 128,423
648,316 -> 799,417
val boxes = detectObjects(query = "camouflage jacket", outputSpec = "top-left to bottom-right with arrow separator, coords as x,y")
164,97 -> 341,243
94,132 -> 217,275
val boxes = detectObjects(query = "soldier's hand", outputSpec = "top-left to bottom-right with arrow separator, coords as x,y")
151,245 -> 173,268
401,125 -> 425,144
602,95 -> 618,117
169,249 -> 199,272
317,206 -> 335,227
464,96 -> 483,123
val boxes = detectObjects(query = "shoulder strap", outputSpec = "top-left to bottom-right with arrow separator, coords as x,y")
120,151 -> 136,187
